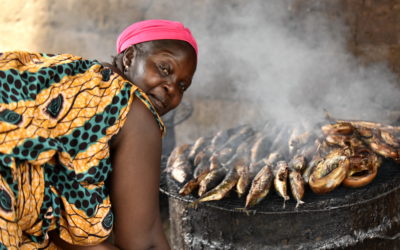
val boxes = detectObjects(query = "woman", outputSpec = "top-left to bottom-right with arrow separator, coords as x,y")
0,19 -> 197,249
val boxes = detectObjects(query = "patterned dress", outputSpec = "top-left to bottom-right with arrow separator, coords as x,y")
0,51 -> 165,249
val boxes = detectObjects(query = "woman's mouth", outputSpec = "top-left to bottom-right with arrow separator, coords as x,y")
148,94 -> 166,113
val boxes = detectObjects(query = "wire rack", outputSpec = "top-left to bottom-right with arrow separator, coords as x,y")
160,158 -> 400,215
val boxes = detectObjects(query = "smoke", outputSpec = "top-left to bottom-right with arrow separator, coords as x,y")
190,0 -> 400,127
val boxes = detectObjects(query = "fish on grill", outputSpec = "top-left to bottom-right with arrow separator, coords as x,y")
211,125 -> 249,149
363,134 -> 399,160
193,145 -> 235,179
332,118 -> 400,133
183,126 -> 255,198
173,128 -> 240,195
210,129 -> 231,149
197,154 -> 223,196
170,118 -> 400,210
187,136 -> 210,164
245,152 -> 281,208
245,163 -> 274,208
321,122 -> 354,136
198,166 -> 227,196
289,168 -> 305,208
217,147 -> 236,163
166,143 -> 190,169
192,126 -> 245,175
289,154 -> 307,172
357,127 -> 374,138
249,152 -> 281,175
234,138 -> 254,197
380,130 -> 400,148
269,125 -> 291,157
302,154 -> 323,184
321,120 -> 399,161
343,148 -> 381,188
236,163 -> 250,198
197,147 -> 237,196
274,161 -> 290,206
196,158 -> 246,203
296,140 -> 319,162
221,125 -> 255,149
288,127 -> 314,156
179,170 -> 211,196
309,149 -> 350,194
250,134 -> 271,163
198,137 -> 253,198
166,144 -> 192,183
193,149 -> 211,178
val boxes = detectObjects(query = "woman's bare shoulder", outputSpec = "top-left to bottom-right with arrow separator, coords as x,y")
111,96 -> 162,150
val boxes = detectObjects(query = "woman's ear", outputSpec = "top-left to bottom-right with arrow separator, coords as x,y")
122,46 -> 136,73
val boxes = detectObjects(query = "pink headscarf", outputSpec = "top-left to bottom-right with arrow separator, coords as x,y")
116,19 -> 198,56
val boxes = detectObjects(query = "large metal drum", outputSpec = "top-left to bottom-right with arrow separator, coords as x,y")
161,160 -> 400,249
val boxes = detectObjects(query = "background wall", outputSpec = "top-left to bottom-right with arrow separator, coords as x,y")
1,0 -> 400,145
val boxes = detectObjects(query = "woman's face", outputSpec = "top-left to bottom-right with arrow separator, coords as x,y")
124,41 -> 197,116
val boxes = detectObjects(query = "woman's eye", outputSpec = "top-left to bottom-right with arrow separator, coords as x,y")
162,68 -> 169,75
159,65 -> 169,76
179,82 -> 187,92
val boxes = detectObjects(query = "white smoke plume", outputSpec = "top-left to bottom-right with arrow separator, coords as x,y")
189,0 -> 400,128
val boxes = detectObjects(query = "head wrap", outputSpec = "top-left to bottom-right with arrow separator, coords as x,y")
116,19 -> 198,56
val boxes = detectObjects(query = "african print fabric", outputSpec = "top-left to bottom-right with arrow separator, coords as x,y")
0,51 -> 165,249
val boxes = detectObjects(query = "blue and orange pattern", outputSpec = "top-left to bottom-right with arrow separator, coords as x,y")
0,51 -> 164,249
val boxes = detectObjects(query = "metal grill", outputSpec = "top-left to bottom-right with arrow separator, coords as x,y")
160,158 -> 400,214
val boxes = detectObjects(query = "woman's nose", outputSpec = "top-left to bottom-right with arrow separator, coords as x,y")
163,79 -> 179,93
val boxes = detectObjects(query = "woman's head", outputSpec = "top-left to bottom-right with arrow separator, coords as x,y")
114,20 -> 198,115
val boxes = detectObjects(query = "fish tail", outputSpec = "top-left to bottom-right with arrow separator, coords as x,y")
198,191 -> 225,202
295,200 -> 305,208
197,184 -> 207,196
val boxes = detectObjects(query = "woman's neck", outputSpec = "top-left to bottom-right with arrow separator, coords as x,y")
101,57 -> 127,80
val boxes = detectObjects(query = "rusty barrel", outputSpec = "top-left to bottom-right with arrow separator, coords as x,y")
161,160 -> 400,249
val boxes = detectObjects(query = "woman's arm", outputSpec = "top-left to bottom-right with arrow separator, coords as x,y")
109,97 -> 170,250
51,98 -> 169,249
